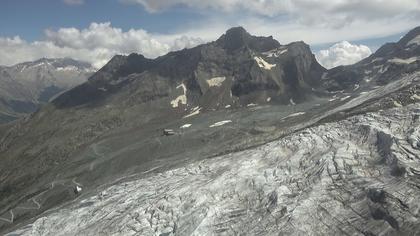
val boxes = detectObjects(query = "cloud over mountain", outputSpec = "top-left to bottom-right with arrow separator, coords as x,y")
316,41 -> 372,69
0,22 -> 203,69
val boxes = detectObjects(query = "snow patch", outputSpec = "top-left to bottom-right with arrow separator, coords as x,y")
393,101 -> 403,107
171,84 -> 187,108
254,57 -> 276,70
353,84 -> 359,91
284,112 -> 305,118
266,97 -> 271,102
289,99 -> 296,106
20,65 -> 27,72
373,65 -> 389,74
180,124 -> 192,129
263,48 -> 288,57
209,120 -> 232,128
56,66 -> 78,72
206,77 -> 226,87
76,186 -> 82,193
183,106 -> 201,118
407,35 -> 420,46
388,57 -> 419,65
225,105 -> 231,108
411,94 -> 420,100
340,96 -> 351,101
247,103 -> 257,107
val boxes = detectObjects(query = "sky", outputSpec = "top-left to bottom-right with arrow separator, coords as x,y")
0,0 -> 419,69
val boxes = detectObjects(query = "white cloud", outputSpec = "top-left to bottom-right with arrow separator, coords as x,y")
0,22 -> 203,69
63,0 -> 84,5
123,0 -> 420,26
316,41 -> 372,69
122,0 -> 420,45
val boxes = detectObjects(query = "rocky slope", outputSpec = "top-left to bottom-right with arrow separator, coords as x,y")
0,58 -> 95,123
0,26 -> 420,235
7,104 -> 420,236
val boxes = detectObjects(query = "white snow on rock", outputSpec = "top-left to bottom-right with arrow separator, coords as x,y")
289,99 -> 296,106
263,48 -> 288,57
393,100 -> 403,107
76,186 -> 82,193
284,112 -> 305,118
180,124 -> 192,129
209,120 -> 232,127
266,97 -> 271,102
56,66 -> 78,72
340,95 -> 351,101
408,35 -> 420,46
254,57 -> 276,70
225,105 -> 231,108
373,65 -> 389,74
247,103 -> 257,107
353,84 -> 359,91
30,62 -> 47,69
388,57 -> 419,65
371,57 -> 384,63
206,77 -> 226,87
183,106 -> 201,118
171,83 -> 187,108
411,94 -> 420,100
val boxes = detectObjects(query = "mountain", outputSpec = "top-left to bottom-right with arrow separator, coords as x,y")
323,26 -> 420,91
0,58 -> 95,123
1,27 -> 420,235
53,27 -> 325,110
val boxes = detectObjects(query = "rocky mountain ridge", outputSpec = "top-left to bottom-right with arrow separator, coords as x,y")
53,27 -> 325,111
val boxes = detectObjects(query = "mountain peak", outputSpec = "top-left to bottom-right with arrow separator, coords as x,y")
216,26 -> 280,52
224,26 -> 251,40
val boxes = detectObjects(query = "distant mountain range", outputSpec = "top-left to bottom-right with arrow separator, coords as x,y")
1,26 -> 420,235
0,58 -> 95,123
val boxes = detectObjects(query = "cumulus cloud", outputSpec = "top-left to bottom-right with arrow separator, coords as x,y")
0,22 -> 203,69
121,0 -> 419,47
63,0 -> 84,5
316,41 -> 372,69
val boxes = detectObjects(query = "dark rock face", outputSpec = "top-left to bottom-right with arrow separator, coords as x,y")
215,26 -> 281,52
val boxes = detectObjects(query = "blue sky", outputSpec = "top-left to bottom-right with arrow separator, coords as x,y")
0,0 -> 205,40
0,0 -> 419,68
